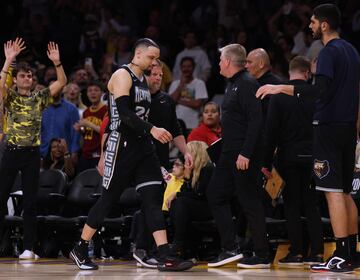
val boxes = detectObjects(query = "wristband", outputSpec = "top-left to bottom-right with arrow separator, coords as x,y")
55,63 -> 62,68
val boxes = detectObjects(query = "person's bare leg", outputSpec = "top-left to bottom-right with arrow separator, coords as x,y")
344,194 -> 358,235
325,192 -> 348,238
153,230 -> 168,246
81,224 -> 97,241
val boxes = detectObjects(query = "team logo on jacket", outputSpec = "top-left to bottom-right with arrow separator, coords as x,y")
313,159 -> 330,179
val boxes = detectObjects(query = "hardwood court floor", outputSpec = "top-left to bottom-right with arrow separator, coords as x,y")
1,258 -> 360,280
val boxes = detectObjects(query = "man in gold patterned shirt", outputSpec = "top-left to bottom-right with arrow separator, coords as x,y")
0,38 -> 67,259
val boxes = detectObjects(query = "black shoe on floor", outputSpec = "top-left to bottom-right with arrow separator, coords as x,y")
69,246 -> 98,270
310,255 -> 352,273
278,253 -> 303,267
157,256 -> 194,271
237,255 -> 271,269
208,248 -> 243,267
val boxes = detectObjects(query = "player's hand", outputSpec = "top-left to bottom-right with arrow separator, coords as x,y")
256,84 -> 281,99
236,154 -> 250,170
150,126 -> 173,144
261,167 -> 272,179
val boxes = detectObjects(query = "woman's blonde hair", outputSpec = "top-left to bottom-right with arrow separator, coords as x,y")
187,141 -> 210,188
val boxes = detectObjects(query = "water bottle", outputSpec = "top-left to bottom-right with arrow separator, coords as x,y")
161,166 -> 172,183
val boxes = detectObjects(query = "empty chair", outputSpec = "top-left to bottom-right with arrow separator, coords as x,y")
37,169 -> 68,215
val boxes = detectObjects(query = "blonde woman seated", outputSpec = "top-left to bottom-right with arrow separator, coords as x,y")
166,141 -> 214,256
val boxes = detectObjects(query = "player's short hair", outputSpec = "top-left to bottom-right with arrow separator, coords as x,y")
219,44 -> 247,67
133,38 -> 160,52
289,56 -> 311,73
313,4 -> 341,31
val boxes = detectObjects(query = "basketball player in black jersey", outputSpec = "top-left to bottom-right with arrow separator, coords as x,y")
70,38 -> 194,271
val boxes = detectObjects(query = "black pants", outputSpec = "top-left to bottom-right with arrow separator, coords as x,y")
170,196 -> 213,247
0,145 -> 40,250
278,162 -> 323,255
207,150 -> 268,256
88,133 -> 166,233
87,183 -> 165,234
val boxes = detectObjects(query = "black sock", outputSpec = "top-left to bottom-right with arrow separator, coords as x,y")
335,237 -> 349,259
158,243 -> 170,258
349,234 -> 358,259
77,238 -> 90,255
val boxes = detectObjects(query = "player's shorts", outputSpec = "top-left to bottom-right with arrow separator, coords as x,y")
313,123 -> 356,193
103,130 -> 162,191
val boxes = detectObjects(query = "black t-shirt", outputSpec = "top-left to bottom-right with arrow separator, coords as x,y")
257,71 -> 284,119
264,80 -> 316,167
149,90 -> 182,169
315,38 -> 360,124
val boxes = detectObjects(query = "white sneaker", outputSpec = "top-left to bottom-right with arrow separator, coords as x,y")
19,250 -> 40,260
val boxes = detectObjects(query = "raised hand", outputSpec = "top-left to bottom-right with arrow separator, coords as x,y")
47,42 -> 60,64
4,37 -> 26,61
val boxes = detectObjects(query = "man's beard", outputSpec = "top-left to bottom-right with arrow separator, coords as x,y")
313,26 -> 322,40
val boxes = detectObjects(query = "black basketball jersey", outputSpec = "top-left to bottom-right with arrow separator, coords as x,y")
108,65 -> 152,139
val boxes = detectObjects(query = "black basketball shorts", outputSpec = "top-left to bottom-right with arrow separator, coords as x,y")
313,124 -> 356,193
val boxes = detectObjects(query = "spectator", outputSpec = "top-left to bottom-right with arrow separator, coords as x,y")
79,13 -> 106,68
167,141 -> 214,258
172,30 -> 211,82
187,101 -> 221,146
42,138 -> 75,179
41,85 -> 80,164
112,33 -> 132,66
169,56 -> 208,130
74,81 -> 108,173
71,68 -> 91,107
63,82 -> 86,117
0,39 -> 67,259
162,155 -> 186,212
